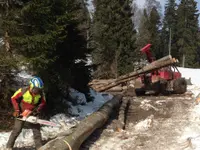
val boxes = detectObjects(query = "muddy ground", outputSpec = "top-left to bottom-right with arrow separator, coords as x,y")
81,92 -> 196,150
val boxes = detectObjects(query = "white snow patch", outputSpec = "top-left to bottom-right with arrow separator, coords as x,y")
179,104 -> 200,150
178,66 -> 200,150
134,115 -> 154,132
17,70 -> 32,79
178,67 -> 200,86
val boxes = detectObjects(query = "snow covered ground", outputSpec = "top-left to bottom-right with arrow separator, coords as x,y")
0,67 -> 200,150
178,67 -> 200,150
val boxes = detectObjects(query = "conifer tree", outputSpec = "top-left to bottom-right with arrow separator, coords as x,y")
0,0 -> 20,111
161,0 -> 178,57
136,9 -> 151,51
1,0 -> 92,111
176,0 -> 199,67
144,0 -> 162,15
148,6 -> 162,59
136,2 -> 161,60
92,0 -> 137,78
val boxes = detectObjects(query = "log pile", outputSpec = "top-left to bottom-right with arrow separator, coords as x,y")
89,55 -> 178,92
89,79 -> 134,93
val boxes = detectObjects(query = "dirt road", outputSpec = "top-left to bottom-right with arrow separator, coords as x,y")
81,92 -> 200,150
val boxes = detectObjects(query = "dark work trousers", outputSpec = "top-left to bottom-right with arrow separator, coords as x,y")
6,119 -> 43,149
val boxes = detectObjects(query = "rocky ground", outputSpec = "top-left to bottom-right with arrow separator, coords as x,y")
81,92 -> 198,150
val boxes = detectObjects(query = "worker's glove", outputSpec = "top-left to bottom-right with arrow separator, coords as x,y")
13,110 -> 20,117
21,109 -> 33,118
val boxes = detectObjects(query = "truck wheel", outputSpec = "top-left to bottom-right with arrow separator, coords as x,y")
160,82 -> 170,95
135,88 -> 145,96
153,82 -> 161,96
173,78 -> 187,94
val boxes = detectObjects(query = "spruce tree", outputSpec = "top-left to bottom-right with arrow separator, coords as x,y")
0,0 -> 20,111
1,0 -> 92,112
161,0 -> 178,58
136,9 -> 151,51
148,6 -> 162,59
144,0 -> 162,15
197,28 -> 200,65
117,1 -> 137,75
136,4 -> 161,60
176,0 -> 199,67
92,0 -> 137,78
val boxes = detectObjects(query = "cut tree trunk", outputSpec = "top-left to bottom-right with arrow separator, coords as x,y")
39,95 -> 123,150
154,55 -> 172,63
106,86 -> 123,92
95,57 -> 177,92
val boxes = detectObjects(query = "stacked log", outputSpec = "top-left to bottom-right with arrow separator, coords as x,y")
89,79 -> 128,92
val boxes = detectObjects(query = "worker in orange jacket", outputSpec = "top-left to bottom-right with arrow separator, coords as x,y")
6,76 -> 46,150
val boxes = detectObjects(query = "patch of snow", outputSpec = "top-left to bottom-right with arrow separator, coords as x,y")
187,85 -> 200,98
17,70 -> 32,79
134,115 -> 154,132
179,104 -> 200,150
178,67 -> 200,86
140,100 -> 159,111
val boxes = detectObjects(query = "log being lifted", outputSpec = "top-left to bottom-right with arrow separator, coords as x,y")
88,79 -> 116,86
96,56 -> 177,92
89,55 -> 172,90
39,95 -> 123,150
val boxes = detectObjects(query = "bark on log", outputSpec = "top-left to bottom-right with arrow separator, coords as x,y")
39,95 -> 123,150
117,99 -> 130,130
154,55 -> 172,63
104,91 -> 124,95
88,79 -> 116,86
95,57 -> 177,92
106,86 -> 123,92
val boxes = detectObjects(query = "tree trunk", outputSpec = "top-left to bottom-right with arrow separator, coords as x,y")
39,95 -> 123,150
106,86 -> 123,92
182,54 -> 185,67
89,79 -> 116,85
95,57 -> 177,92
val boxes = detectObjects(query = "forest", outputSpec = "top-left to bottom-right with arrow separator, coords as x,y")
0,0 -> 199,115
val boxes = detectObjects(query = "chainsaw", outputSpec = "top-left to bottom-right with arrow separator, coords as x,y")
16,109 -> 60,127
17,116 -> 60,127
